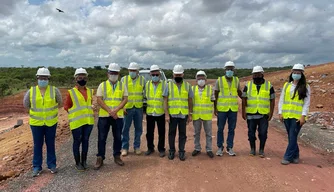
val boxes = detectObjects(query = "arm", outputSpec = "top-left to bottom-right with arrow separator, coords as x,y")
237,81 -> 242,99
187,84 -> 194,123
55,88 -> 63,107
164,96 -> 170,123
268,86 -> 275,121
241,85 -> 248,120
23,90 -> 30,113
298,85 -> 311,126
278,85 -> 285,122
63,92 -> 73,113
97,96 -> 112,114
213,79 -> 219,116
117,86 -> 128,112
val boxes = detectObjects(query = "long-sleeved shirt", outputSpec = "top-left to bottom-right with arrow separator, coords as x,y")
278,82 -> 311,116
23,87 -> 63,109
64,86 -> 92,112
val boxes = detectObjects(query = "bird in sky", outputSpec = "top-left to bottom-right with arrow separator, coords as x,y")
56,8 -> 64,13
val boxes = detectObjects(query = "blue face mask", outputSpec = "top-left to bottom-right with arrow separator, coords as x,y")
129,72 -> 137,78
38,80 -> 49,88
152,76 -> 160,82
225,70 -> 234,77
292,74 -> 301,81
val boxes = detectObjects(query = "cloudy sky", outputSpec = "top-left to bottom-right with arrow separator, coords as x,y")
0,0 -> 333,69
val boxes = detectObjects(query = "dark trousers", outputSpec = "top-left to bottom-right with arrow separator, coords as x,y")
169,116 -> 187,153
146,114 -> 166,152
71,124 -> 94,157
283,118 -> 302,161
97,117 -> 123,159
30,124 -> 57,170
247,117 -> 269,149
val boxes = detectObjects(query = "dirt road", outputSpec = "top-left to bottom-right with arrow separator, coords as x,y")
1,113 -> 333,192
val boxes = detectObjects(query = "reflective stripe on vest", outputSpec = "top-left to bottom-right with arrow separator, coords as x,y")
282,82 -> 305,120
98,81 -> 124,117
192,85 -> 213,121
245,81 -> 271,115
217,76 -> 239,112
29,85 -> 58,126
68,88 -> 94,130
168,82 -> 189,115
125,75 -> 144,109
146,80 -> 165,115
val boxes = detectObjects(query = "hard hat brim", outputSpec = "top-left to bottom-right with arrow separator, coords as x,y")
173,71 -> 184,74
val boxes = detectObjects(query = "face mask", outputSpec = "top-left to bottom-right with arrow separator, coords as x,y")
253,77 -> 264,84
174,77 -> 183,83
129,72 -> 137,79
152,76 -> 160,82
225,70 -> 234,78
292,74 -> 301,81
38,80 -> 48,88
197,80 -> 205,87
109,75 -> 118,82
77,79 -> 87,86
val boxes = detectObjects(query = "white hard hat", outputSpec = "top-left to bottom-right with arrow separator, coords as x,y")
36,67 -> 51,77
224,61 -> 235,68
108,63 -> 120,72
252,66 -> 264,73
150,65 -> 160,72
74,67 -> 88,77
292,63 -> 304,71
196,70 -> 207,78
173,65 -> 184,74
128,62 -> 139,70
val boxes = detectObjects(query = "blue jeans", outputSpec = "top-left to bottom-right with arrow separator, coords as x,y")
122,107 -> 143,150
283,118 -> 302,161
30,124 -> 57,170
97,117 -> 123,159
71,124 -> 93,157
217,111 -> 237,149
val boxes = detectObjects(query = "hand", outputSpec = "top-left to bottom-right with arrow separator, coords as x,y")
297,116 -> 305,126
268,113 -> 273,121
187,114 -> 192,124
123,108 -> 127,115
279,114 -> 283,123
242,112 -> 246,120
165,115 -> 170,123
214,108 -> 218,116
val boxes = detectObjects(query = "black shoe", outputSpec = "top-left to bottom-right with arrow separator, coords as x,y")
81,153 -> 88,169
145,149 -> 155,156
179,152 -> 186,161
192,150 -> 201,156
75,155 -> 85,171
249,148 -> 256,156
207,151 -> 214,158
168,151 -> 175,160
259,149 -> 265,158
159,151 -> 166,158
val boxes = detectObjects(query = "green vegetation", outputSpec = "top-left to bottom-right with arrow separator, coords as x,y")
0,65 -> 292,97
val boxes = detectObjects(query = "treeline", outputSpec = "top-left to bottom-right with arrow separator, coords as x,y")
0,65 -> 292,97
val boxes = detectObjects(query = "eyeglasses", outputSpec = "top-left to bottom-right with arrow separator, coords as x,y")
37,77 -> 49,80
151,74 -> 160,77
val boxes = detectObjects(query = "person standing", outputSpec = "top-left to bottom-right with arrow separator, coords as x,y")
163,65 -> 193,161
23,67 -> 62,177
241,66 -> 275,158
279,64 -> 310,165
214,61 -> 242,156
121,62 -> 145,156
144,65 -> 167,157
64,68 -> 94,171
191,71 -> 215,158
94,63 -> 128,170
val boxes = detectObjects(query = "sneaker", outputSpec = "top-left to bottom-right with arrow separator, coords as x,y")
227,148 -> 236,156
121,149 -> 128,156
281,159 -> 290,165
145,149 -> 155,156
114,156 -> 125,166
207,151 -> 214,158
134,149 -> 142,155
216,147 -> 223,156
192,150 -> 201,156
159,151 -> 166,158
75,163 -> 85,171
258,149 -> 265,158
32,168 -> 42,177
249,148 -> 256,156
292,158 -> 299,164
49,167 -> 57,174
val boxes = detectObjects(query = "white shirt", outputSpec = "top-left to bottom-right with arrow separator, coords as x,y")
278,82 -> 311,116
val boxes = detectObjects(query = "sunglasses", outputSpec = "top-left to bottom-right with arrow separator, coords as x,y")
151,74 -> 160,77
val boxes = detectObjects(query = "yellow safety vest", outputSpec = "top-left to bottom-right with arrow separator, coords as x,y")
29,85 -> 58,126
246,81 -> 271,115
98,80 -> 125,118
68,87 -> 94,130
192,85 -> 213,121
124,75 -> 144,109
217,76 -> 239,112
282,82 -> 306,120
168,82 -> 190,115
146,80 -> 166,116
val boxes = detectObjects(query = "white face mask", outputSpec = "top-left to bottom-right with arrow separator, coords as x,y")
197,79 -> 205,87
109,75 -> 118,82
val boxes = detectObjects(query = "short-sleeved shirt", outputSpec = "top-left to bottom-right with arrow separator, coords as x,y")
242,80 -> 275,120
96,80 -> 128,97
196,86 -> 215,101
23,87 -> 62,109
145,80 -> 167,117
163,81 -> 194,119
121,75 -> 146,94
